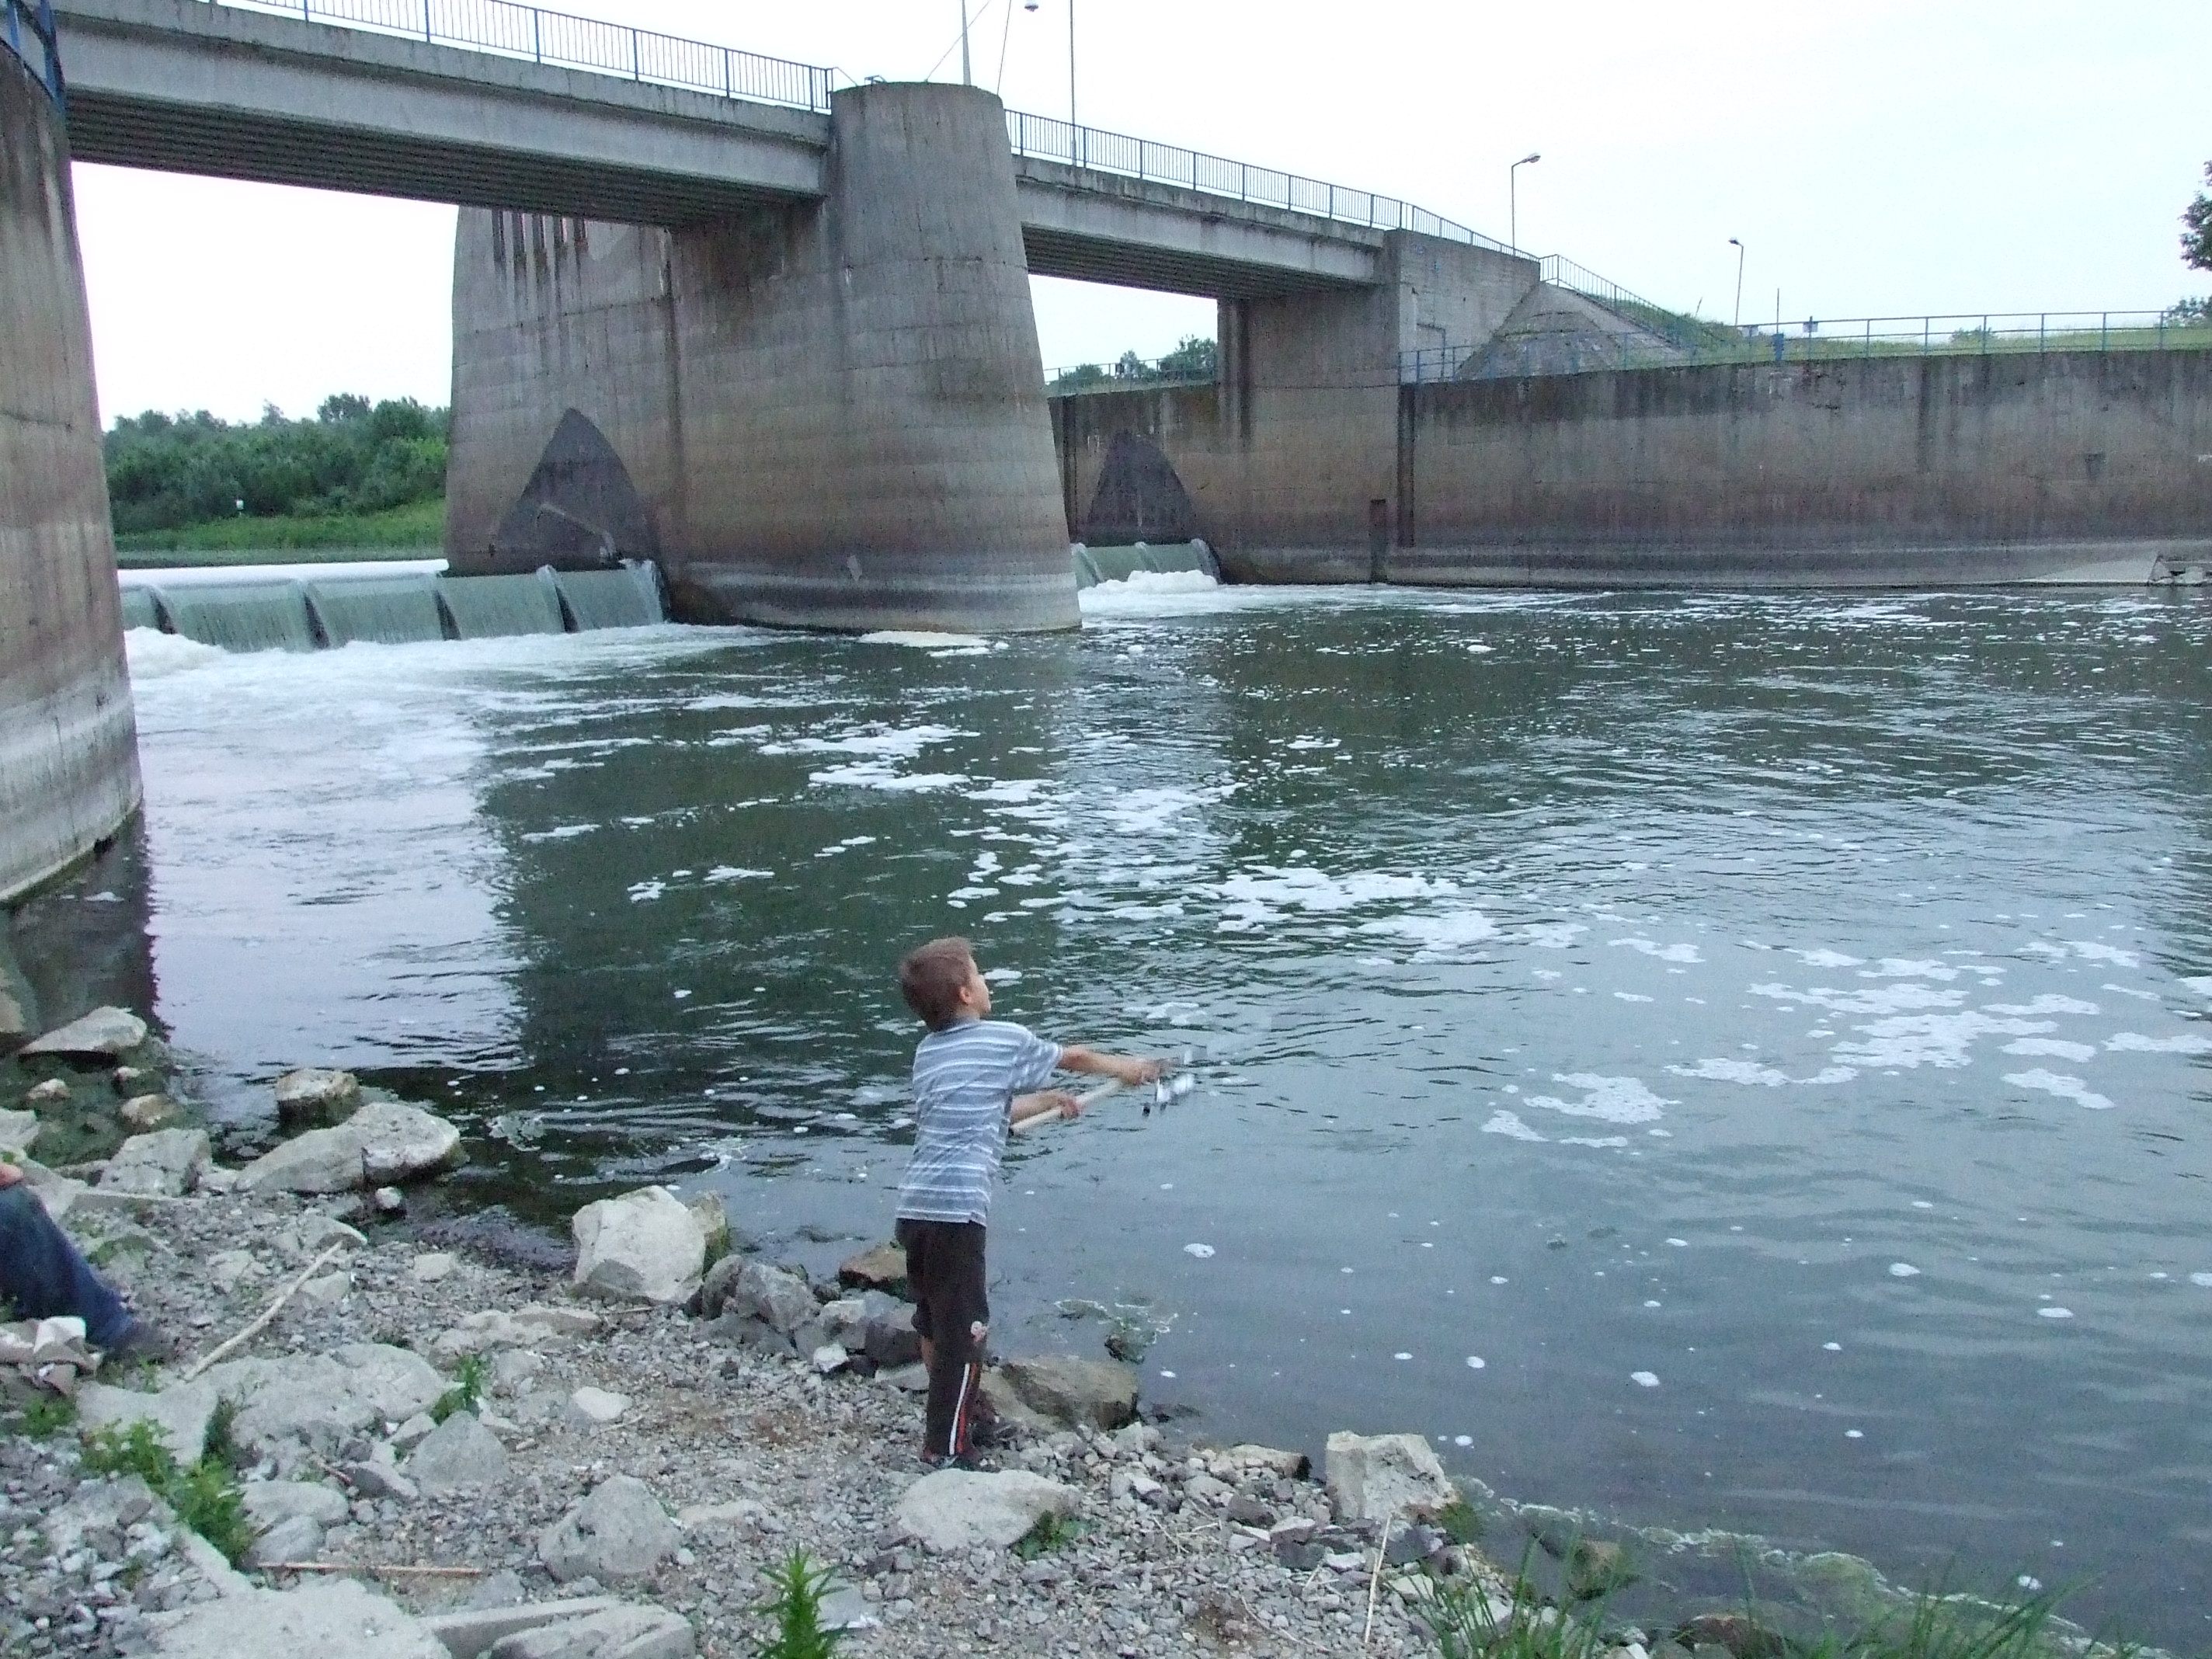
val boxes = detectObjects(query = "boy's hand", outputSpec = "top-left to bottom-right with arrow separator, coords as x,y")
1114,1056 -> 1167,1087
0,1163 -> 19,1189
1013,1090 -> 1082,1128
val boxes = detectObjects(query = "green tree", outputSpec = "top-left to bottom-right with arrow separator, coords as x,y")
2184,161 -> 2212,271
1156,335 -> 1219,377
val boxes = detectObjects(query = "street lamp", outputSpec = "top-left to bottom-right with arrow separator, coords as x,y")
958,0 -> 970,84
1022,0 -> 1077,163
1728,238 -> 1745,330
1509,152 -> 1540,254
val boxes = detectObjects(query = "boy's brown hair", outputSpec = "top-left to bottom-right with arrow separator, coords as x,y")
899,936 -> 976,1031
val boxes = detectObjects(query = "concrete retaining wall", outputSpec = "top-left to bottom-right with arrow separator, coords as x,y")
1052,349 -> 2212,586
447,80 -> 1076,634
0,50 -> 140,903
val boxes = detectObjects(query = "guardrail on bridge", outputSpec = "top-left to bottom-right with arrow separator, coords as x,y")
1403,308 -> 2212,383
210,0 -> 835,110
2,0 -> 64,109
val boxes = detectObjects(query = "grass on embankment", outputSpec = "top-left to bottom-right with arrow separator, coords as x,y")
113,496 -> 444,568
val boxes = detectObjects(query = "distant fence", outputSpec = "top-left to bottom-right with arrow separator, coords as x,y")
209,0 -> 835,109
1403,309 -> 2212,383
2,0 -> 64,109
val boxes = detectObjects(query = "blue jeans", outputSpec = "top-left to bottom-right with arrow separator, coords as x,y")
0,1185 -> 132,1348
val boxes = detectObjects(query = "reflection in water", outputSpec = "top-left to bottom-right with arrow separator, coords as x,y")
121,590 -> 2212,1643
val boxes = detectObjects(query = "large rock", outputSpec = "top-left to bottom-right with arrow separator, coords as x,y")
242,1480 -> 351,1529
421,1600 -> 625,1659
273,1068 -> 363,1127
21,1006 -> 148,1060
433,1306 -> 600,1358
199,1344 -> 445,1456
148,1580 -> 447,1659
486,1605 -> 696,1659
97,1128 -> 210,1196
119,1093 -> 182,1132
537,1476 -> 680,1584
996,1355 -> 1140,1430
893,1468 -> 1080,1552
0,1110 -> 37,1154
404,1411 -> 512,1493
571,1188 -> 705,1306
1323,1431 -> 1459,1524
245,1513 -> 325,1568
721,1260 -> 817,1334
838,1240 -> 909,1296
238,1101 -> 462,1194
75,1380 -> 220,1463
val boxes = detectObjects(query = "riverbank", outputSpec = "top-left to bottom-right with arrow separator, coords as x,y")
113,497 -> 443,562
0,1001 -> 2135,1659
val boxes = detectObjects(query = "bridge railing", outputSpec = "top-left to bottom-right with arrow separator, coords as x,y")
1403,308 -> 2212,383
208,0 -> 834,110
1006,106 -> 1515,255
2,0 -> 64,110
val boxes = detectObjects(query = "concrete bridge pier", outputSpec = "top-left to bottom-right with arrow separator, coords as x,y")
447,80 -> 1076,633
1,42 -> 140,903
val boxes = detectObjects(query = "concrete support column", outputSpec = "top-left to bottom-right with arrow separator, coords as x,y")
1,50 -> 141,902
447,81 -> 1076,633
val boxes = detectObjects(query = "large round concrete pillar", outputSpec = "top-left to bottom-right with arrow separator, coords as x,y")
687,78 -> 1074,632
446,82 -> 1079,634
0,43 -> 141,901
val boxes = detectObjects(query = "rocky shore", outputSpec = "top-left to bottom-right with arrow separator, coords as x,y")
2,1013 -> 1542,1659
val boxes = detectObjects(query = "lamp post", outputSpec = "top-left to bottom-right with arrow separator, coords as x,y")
1021,0 -> 1076,163
958,0 -> 971,84
1728,237 -> 1745,331
1509,151 -> 1540,254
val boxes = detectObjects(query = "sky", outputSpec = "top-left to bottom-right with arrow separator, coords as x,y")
70,0 -> 2212,424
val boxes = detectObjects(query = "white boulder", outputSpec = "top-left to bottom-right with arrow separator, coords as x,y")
21,1007 -> 148,1059
892,1468 -> 1080,1552
571,1188 -> 704,1305
1323,1431 -> 1459,1524
238,1101 -> 461,1194
537,1476 -> 680,1584
97,1128 -> 209,1196
148,1579 -> 447,1659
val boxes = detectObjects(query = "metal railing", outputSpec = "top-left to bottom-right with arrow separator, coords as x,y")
1401,308 -> 2212,384
208,0 -> 834,110
2,0 -> 64,109
1006,106 -> 1514,254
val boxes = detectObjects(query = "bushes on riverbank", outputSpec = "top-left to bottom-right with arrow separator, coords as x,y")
105,395 -> 447,540
112,496 -> 444,562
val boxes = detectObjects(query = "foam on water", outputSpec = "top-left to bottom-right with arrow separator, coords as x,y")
2002,1038 -> 2098,1061
2105,1031 -> 2212,1053
2003,1069 -> 2115,1110
1481,1111 -> 1546,1141
2182,976 -> 2212,997
1525,1074 -> 1672,1125
123,627 -> 224,678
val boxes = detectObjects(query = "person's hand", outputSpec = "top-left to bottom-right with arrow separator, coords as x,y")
0,1163 -> 21,1189
1049,1090 -> 1083,1122
1118,1056 -> 1167,1087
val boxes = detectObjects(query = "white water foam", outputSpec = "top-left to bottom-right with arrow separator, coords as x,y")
2002,1038 -> 2098,1062
1671,1057 -> 1789,1086
1612,937 -> 1702,963
1986,995 -> 2100,1016
2004,1069 -> 2115,1110
123,627 -> 226,678
2182,976 -> 2212,997
1834,1010 -> 2053,1069
1480,1110 -> 1546,1141
1525,1073 -> 1673,1125
1361,909 -> 1499,951
2106,1032 -> 2212,1053
858,630 -> 993,652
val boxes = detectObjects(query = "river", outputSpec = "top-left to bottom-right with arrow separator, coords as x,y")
110,579 -> 2212,1642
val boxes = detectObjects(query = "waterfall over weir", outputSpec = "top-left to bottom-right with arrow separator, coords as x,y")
120,561 -> 666,653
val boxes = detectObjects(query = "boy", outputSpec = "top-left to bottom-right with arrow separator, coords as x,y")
894,936 -> 1161,1468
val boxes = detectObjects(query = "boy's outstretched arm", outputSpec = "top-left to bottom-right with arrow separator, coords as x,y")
1059,1045 -> 1166,1087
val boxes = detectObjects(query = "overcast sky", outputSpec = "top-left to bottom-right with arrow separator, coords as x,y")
71,0 -> 2212,424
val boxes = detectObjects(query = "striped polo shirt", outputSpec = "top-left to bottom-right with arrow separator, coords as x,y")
896,1017 -> 1063,1225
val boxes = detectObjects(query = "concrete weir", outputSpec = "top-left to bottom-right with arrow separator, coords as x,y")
447,81 -> 1076,634
0,42 -> 140,903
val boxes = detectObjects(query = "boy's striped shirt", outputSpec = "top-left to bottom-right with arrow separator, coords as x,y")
896,1018 -> 1062,1225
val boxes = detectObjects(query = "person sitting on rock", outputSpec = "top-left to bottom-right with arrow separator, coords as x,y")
893,937 -> 1161,1470
0,1161 -> 173,1364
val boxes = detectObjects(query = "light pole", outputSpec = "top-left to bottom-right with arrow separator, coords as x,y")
1021,0 -> 1076,162
958,0 -> 971,84
1728,237 -> 1745,330
1509,152 -> 1540,254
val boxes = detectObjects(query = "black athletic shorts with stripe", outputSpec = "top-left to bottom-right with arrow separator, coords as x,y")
896,1217 -> 989,1459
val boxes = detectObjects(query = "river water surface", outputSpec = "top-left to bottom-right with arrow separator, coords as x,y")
115,582 -> 2212,1641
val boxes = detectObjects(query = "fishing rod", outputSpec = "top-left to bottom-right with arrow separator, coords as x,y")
1011,1046 -> 1202,1136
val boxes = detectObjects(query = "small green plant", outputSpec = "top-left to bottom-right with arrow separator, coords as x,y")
82,1421 -> 258,1566
1798,1580 -> 2080,1659
430,1353 -> 487,1424
755,1550 -> 846,1659
19,1393 -> 78,1438
202,1396 -> 245,1473
1437,1497 -> 1486,1546
1431,1542 -> 1613,1659
1013,1510 -> 1091,1560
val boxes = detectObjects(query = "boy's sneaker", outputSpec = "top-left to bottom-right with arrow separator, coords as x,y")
922,1451 -> 993,1473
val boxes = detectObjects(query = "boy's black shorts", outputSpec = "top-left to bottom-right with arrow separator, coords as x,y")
895,1217 -> 989,1347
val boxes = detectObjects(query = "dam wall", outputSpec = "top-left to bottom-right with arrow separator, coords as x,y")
1052,348 -> 2212,586
447,79 -> 1076,634
0,40 -> 140,903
